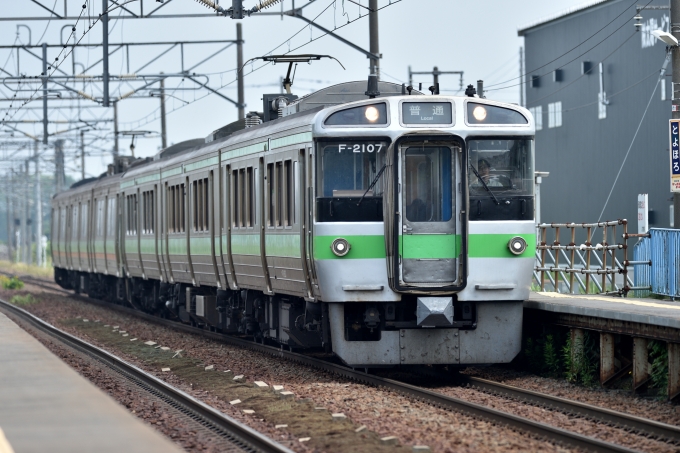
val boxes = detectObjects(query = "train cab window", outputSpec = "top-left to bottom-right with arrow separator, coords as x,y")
468,139 -> 534,221
316,140 -> 388,222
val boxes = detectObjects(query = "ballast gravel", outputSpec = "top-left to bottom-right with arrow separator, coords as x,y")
5,278 -> 679,453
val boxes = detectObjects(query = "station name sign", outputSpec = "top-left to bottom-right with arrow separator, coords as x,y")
670,119 -> 680,192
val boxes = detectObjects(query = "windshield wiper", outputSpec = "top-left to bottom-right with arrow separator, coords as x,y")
357,164 -> 387,206
470,165 -> 500,205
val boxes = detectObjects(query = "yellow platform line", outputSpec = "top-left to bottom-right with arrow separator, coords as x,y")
0,428 -> 15,453
536,291 -> 680,311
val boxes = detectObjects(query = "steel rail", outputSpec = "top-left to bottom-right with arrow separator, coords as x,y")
14,285 -> 638,453
459,375 -> 680,444
0,298 -> 295,453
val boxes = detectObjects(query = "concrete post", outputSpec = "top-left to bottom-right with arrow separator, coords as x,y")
632,337 -> 649,393
570,328 -> 584,374
41,43 -> 48,145
102,0 -> 110,107
599,332 -> 616,385
80,130 -> 85,181
113,102 -> 119,160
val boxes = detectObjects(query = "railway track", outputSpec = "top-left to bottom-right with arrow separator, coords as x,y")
7,273 -> 680,452
0,297 -> 295,453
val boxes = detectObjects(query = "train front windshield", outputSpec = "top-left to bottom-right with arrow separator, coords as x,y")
316,140 -> 388,222
468,139 -> 533,196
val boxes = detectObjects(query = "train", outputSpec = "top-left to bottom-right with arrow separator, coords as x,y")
51,79 -> 536,367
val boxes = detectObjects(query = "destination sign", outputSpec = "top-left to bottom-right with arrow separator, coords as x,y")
402,102 -> 453,125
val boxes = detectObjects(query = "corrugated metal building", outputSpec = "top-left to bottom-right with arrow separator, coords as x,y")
519,0 -> 673,228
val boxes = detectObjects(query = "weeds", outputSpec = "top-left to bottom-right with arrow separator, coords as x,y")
9,294 -> 36,306
522,331 -> 565,378
649,340 -> 668,396
563,330 -> 598,387
0,275 -> 24,290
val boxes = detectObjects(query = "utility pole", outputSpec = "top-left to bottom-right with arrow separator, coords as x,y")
21,161 -> 29,264
369,0 -> 380,80
236,23 -> 245,120
160,76 -> 167,149
674,0 -> 680,229
519,47 -> 525,107
113,102 -> 119,160
80,130 -> 86,180
35,140 -> 42,266
102,0 -> 110,107
42,43 -> 48,145
6,171 -> 13,261
55,139 -> 65,193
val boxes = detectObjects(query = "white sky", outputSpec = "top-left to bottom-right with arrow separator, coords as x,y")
1,0 -> 587,179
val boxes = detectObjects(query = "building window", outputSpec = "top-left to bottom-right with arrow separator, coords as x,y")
531,75 -> 540,88
548,102 -> 562,128
529,106 -> 542,131
553,69 -> 563,83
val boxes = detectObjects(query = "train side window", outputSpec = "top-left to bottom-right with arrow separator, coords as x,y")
126,194 -> 138,235
179,184 -> 186,233
232,170 -> 239,228
284,160 -> 293,227
246,168 -> 254,227
167,186 -> 174,233
142,190 -> 154,234
203,177 -> 209,231
275,162 -> 283,227
96,199 -> 104,237
192,181 -> 198,231
107,198 -> 115,238
267,164 -> 274,227
239,169 -> 246,228
81,201 -> 89,239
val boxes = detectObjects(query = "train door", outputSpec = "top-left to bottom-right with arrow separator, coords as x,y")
398,138 -> 464,288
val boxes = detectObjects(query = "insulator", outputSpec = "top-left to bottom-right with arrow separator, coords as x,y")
252,0 -> 282,12
245,112 -> 262,128
194,0 -> 218,11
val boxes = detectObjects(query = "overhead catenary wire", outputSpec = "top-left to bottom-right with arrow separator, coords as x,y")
597,51 -> 671,222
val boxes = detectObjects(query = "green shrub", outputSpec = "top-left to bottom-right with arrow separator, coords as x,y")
9,294 -> 36,306
522,331 -> 565,378
0,275 -> 24,290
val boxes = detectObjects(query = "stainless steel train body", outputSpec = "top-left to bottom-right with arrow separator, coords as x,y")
51,81 -> 536,367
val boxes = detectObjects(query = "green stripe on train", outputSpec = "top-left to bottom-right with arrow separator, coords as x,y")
314,233 -> 535,260
265,234 -> 301,258
468,234 -> 536,258
400,234 -> 462,259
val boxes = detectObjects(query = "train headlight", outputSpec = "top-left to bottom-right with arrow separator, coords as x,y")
331,238 -> 351,257
365,106 -> 380,123
508,236 -> 527,255
472,105 -> 487,121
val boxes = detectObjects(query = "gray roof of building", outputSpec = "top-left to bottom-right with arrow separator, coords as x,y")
518,0 -> 610,36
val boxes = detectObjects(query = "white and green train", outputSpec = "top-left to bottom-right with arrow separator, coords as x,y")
51,80 -> 535,367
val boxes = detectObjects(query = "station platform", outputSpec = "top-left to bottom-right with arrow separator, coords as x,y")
525,291 -> 680,343
0,311 -> 182,453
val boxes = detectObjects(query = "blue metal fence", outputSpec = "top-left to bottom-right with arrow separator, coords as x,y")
632,237 -> 651,298
650,229 -> 680,298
